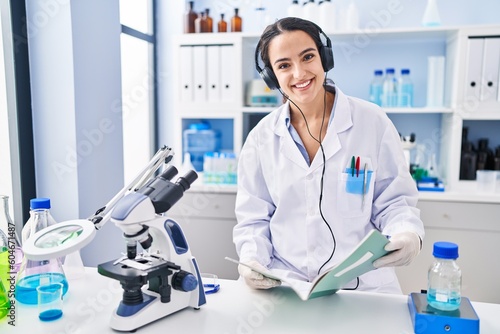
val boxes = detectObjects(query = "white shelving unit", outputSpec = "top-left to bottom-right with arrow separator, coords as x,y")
172,24 -> 500,195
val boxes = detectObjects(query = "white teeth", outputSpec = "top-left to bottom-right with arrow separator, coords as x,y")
295,80 -> 311,88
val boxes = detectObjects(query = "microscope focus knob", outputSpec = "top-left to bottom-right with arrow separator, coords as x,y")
172,270 -> 198,292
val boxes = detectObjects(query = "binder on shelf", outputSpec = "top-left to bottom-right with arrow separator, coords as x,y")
179,46 -> 194,102
207,45 -> 221,102
220,45 -> 235,102
464,38 -> 484,103
480,37 -> 500,102
193,45 -> 207,102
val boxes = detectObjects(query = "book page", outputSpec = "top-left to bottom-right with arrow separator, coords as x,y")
224,229 -> 390,301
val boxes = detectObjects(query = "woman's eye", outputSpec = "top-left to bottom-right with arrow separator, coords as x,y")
304,54 -> 314,61
277,63 -> 289,70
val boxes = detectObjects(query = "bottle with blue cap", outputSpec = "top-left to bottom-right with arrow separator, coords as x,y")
427,241 -> 462,311
16,198 -> 68,304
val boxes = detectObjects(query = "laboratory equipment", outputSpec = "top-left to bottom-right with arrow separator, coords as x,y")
217,13 -> 227,32
21,198 -> 57,244
408,292 -> 479,334
426,56 -> 445,107
0,195 -> 23,285
397,69 -> 413,107
22,146 -> 205,331
422,0 -> 441,27
369,69 -> 384,106
230,8 -> 242,32
319,0 -> 336,33
0,278 -> 9,320
246,79 -> 280,107
183,122 -> 221,171
16,208 -> 68,304
37,282 -> 63,321
205,9 -> 213,33
184,1 -> 197,33
194,11 -> 208,33
427,242 -> 461,311
287,0 -> 301,19
382,68 -> 397,107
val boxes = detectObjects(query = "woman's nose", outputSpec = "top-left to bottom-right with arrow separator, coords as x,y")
292,64 -> 306,79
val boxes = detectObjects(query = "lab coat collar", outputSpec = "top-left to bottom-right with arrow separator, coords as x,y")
272,87 -> 353,171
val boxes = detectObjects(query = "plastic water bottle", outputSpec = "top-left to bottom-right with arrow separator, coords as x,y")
369,70 -> 384,106
427,242 -> 462,311
397,69 -> 413,107
382,68 -> 397,107
287,0 -> 301,18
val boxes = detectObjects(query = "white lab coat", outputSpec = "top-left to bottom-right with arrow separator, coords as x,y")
234,86 -> 424,294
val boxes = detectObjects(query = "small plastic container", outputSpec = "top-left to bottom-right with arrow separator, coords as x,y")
427,242 -> 461,311
183,123 -> 221,172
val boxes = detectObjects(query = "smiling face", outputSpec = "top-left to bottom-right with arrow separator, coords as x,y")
268,30 -> 325,108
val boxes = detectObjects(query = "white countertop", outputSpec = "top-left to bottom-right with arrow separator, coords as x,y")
2,267 -> 499,333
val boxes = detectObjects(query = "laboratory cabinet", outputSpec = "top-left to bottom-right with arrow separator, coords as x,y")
173,25 -> 500,195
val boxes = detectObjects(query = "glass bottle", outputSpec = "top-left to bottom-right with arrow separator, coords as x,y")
217,13 -> 227,33
230,8 -> 242,32
0,195 -> 23,285
184,1 -> 197,33
21,198 -> 57,244
15,209 -> 68,304
195,11 -> 208,33
427,242 -> 461,311
205,8 -> 213,33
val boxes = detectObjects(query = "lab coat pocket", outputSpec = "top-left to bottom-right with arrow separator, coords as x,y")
337,168 -> 374,218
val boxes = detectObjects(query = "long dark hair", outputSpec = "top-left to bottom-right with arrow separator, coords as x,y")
257,17 -> 325,72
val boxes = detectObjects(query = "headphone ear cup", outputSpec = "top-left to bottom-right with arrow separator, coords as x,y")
259,66 -> 279,90
321,47 -> 334,72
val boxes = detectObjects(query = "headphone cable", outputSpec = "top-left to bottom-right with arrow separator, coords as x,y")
278,74 -> 336,276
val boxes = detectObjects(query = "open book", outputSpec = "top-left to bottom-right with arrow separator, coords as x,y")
225,229 -> 391,301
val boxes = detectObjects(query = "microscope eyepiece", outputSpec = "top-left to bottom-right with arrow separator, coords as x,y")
159,165 -> 178,181
176,170 -> 198,191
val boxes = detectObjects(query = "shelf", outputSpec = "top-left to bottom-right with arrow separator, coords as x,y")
384,107 -> 453,114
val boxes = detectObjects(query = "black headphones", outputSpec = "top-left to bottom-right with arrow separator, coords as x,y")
254,23 -> 334,90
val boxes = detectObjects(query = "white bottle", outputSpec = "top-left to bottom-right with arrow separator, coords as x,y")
345,0 -> 359,31
319,0 -> 336,33
422,0 -> 441,27
303,0 -> 319,24
287,0 -> 301,18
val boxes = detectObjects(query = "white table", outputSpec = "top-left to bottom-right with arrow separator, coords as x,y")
1,267 -> 499,333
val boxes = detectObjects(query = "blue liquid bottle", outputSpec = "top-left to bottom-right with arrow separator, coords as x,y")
15,209 -> 68,304
381,68 -> 397,107
427,242 -> 461,311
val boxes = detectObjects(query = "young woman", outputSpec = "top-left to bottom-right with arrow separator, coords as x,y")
233,17 -> 424,294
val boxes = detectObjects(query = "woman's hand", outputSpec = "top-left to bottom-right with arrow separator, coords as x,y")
238,260 -> 281,289
373,231 -> 421,268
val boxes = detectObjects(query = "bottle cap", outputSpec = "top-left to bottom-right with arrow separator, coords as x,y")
433,241 -> 459,259
375,70 -> 383,76
30,198 -> 51,209
386,68 -> 395,74
401,69 -> 410,75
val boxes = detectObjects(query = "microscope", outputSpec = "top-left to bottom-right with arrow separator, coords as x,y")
94,146 -> 206,331
21,146 -> 206,331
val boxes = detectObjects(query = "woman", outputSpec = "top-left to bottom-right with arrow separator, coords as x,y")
233,17 -> 424,294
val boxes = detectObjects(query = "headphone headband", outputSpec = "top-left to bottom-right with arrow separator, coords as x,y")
254,22 -> 334,90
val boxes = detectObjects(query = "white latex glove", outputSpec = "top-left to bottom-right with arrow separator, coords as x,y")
373,231 -> 421,268
238,260 -> 281,289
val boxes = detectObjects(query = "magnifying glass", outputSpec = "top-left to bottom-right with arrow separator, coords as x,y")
23,219 -> 96,260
